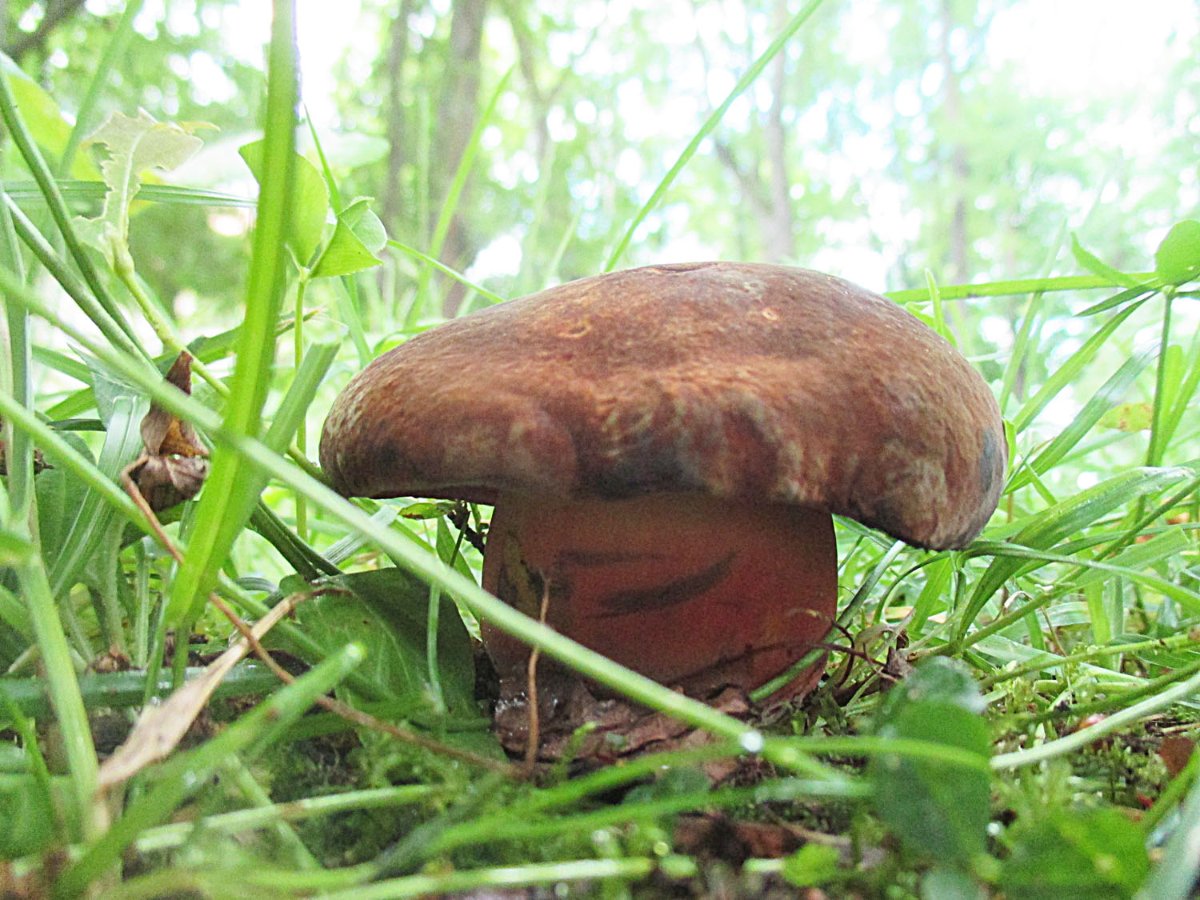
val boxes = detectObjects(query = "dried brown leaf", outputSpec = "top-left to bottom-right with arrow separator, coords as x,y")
129,352 -> 209,511
98,591 -> 301,789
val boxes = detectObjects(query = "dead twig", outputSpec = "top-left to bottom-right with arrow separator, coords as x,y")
523,582 -> 553,777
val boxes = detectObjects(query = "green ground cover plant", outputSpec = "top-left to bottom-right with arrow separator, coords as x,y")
0,0 -> 1197,896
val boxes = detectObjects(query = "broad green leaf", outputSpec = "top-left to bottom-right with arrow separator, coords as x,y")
782,843 -> 840,887
921,867 -> 986,900
278,569 -> 476,717
1001,808 -> 1148,899
73,110 -> 204,270
871,658 -> 991,866
49,396 -> 145,598
339,197 -> 388,252
0,774 -> 56,858
1154,220 -> 1200,285
0,529 -> 34,566
33,433 -> 93,564
1098,402 -> 1153,432
0,54 -> 98,179
310,199 -> 384,278
240,139 -> 329,266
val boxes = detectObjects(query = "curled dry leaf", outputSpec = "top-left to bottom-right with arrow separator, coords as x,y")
495,676 -> 753,781
0,421 -> 49,476
128,352 -> 209,511
1158,735 -> 1195,778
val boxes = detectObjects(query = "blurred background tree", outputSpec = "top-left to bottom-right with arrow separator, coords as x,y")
4,0 -> 1196,477
8,0 -> 1194,289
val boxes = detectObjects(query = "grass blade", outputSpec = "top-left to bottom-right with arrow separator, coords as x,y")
604,0 -> 827,271
1007,346 -> 1153,492
165,0 -> 299,626
57,642 -> 365,896
956,467 -> 1193,642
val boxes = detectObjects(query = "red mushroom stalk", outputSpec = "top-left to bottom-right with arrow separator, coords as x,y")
481,491 -> 837,698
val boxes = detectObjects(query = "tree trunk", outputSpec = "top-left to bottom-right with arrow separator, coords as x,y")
434,0 -> 488,315
381,0 -> 415,236
938,0 -> 970,282
763,0 -> 794,262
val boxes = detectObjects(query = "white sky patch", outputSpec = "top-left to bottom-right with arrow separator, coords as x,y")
467,233 -> 523,280
989,0 -> 1197,99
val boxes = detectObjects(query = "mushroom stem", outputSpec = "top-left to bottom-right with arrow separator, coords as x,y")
481,492 -> 838,700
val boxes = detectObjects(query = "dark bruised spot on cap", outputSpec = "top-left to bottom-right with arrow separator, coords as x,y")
979,425 -> 1003,496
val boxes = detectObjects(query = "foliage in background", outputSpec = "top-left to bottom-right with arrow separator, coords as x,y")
0,0 -> 1197,896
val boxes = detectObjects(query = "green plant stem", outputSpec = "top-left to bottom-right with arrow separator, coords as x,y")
1,664 -> 278,718
15,557 -> 104,843
131,785 -> 438,854
3,195 -> 148,364
384,776 -> 866,878
978,631 -> 1200,690
412,67 -> 514,323
388,238 -> 506,306
886,272 -> 1159,304
992,662 -> 1200,771
952,591 -> 1055,652
132,542 -> 151,666
115,265 -> 226,393
0,68 -> 139,350
293,272 -> 311,541
57,0 -> 145,176
56,643 -> 365,897
94,520 -> 130,655
385,734 -> 975,878
223,755 -> 318,870
0,187 -> 34,517
427,518 -> 468,714
1146,290 -> 1174,470
249,501 -> 341,579
165,0 -> 299,629
1024,656 -> 1200,727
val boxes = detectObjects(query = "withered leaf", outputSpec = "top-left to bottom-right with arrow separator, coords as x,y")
130,454 -> 209,512
140,353 -> 206,457
0,420 -> 50,476
129,352 -> 209,511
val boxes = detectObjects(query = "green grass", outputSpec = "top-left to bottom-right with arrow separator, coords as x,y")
0,0 -> 1198,896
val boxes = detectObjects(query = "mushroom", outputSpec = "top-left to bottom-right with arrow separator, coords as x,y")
320,262 -> 1005,706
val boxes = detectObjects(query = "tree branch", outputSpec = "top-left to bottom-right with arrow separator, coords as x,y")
5,0 -> 89,63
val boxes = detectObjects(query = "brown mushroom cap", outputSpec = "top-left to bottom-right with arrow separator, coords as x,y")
320,262 -> 1005,549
